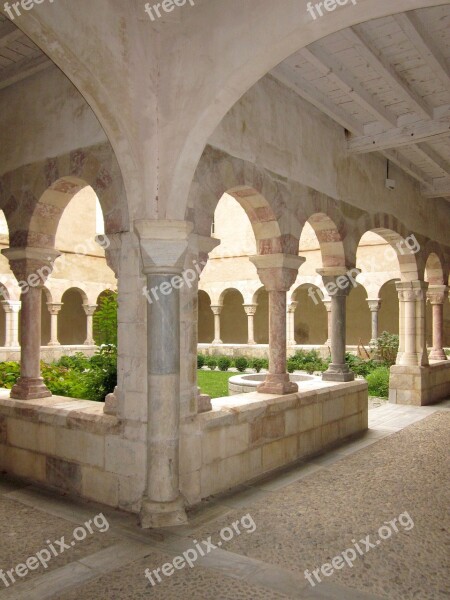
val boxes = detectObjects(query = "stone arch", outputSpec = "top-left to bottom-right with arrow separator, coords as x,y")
299,212 -> 347,268
189,147 -> 298,256
219,288 -> 247,344
198,290 -> 214,344
378,279 -> 401,337
291,283 -> 327,345
0,282 -> 11,303
0,143 -> 128,250
58,287 -> 89,345
353,214 -> 420,282
423,243 -> 447,285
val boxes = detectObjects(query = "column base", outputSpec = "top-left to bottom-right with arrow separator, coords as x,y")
429,349 -> 447,361
139,495 -> 188,529
10,377 -> 52,400
212,340 -> 223,345
257,374 -> 298,395
322,365 -> 355,382
47,342 -> 61,347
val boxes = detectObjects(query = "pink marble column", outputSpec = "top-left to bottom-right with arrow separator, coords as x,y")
250,254 -> 305,395
83,304 -> 98,345
318,270 -> 356,382
244,304 -> 258,345
427,286 -> 448,361
1,248 -> 60,400
47,303 -> 63,346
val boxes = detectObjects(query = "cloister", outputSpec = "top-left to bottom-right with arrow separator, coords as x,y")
0,2 -> 449,597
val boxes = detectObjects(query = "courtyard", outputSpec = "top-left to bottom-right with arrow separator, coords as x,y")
0,401 -> 449,599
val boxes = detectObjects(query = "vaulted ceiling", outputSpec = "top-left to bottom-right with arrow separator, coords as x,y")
1,6 -> 450,201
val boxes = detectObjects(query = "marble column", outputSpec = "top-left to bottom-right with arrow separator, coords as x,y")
395,281 -> 429,367
83,304 -> 97,345
367,299 -> 381,344
250,254 -> 305,395
318,269 -> 357,382
244,304 -> 258,345
1,300 -> 21,347
1,247 -> 60,399
322,299 -> 332,346
427,285 -> 448,361
211,305 -> 223,344
287,301 -> 298,346
135,220 -> 192,529
47,303 -> 63,346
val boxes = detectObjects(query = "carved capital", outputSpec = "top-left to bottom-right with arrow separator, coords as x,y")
427,285 -> 448,306
244,304 -> 258,316
134,220 -> 194,275
210,305 -> 223,316
317,268 -> 361,298
47,302 -> 64,316
83,304 -> 98,317
287,301 -> 298,314
367,299 -> 381,312
1,248 -> 61,286
250,254 -> 306,291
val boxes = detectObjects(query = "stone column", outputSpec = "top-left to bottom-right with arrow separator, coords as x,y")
47,303 -> 63,346
135,220 -> 192,529
287,301 -> 298,346
427,285 -> 448,361
395,281 -> 429,367
1,300 -> 21,347
367,299 -> 381,344
211,305 -> 223,344
1,247 -> 60,399
323,299 -> 332,346
83,304 -> 97,345
244,304 -> 258,345
250,254 -> 305,394
318,269 -> 357,382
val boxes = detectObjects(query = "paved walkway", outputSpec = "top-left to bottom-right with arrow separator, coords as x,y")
0,400 -> 449,600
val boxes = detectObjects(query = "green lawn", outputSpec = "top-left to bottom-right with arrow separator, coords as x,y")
197,370 -> 235,398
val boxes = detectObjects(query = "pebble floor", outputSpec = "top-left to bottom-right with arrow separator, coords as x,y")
0,401 -> 448,600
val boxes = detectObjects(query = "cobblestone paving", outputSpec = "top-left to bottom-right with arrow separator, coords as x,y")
0,495 -> 120,587
190,411 -> 450,600
58,552 -> 289,600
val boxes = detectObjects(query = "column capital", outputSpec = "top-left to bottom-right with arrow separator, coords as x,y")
427,285 -> 448,305
187,234 -> 220,269
83,304 -> 98,317
317,267 -> 360,297
396,280 -> 428,302
322,298 -> 332,312
250,253 -> 306,291
367,299 -> 381,312
1,247 -> 61,285
243,304 -> 258,316
210,304 -> 223,316
287,301 -> 298,314
1,300 -> 21,313
47,302 -> 64,315
134,220 -> 194,274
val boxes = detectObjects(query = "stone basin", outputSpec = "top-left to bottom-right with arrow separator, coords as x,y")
228,372 -> 317,395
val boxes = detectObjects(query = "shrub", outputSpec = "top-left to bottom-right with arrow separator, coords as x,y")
287,358 -> 296,373
0,361 -> 20,389
251,358 -> 265,373
366,366 -> 390,399
94,290 -> 118,346
217,356 -> 232,372
197,354 -> 206,369
55,352 -> 90,372
205,356 -> 217,370
345,354 -> 379,377
290,349 -> 328,373
234,357 -> 249,372
371,331 -> 399,366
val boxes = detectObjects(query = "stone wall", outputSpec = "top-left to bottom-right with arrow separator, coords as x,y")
180,380 -> 368,504
389,361 -> 450,406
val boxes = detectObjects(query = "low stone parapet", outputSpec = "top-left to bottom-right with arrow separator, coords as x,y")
180,379 -> 368,504
389,360 -> 450,406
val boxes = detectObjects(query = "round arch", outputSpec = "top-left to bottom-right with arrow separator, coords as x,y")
378,279 -> 400,337
299,212 -> 346,268
292,283 -> 327,345
58,287 -> 88,346
198,290 -> 214,344
219,288 -> 247,344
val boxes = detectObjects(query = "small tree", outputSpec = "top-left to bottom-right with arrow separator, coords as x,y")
94,291 -> 118,346
371,331 -> 399,366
